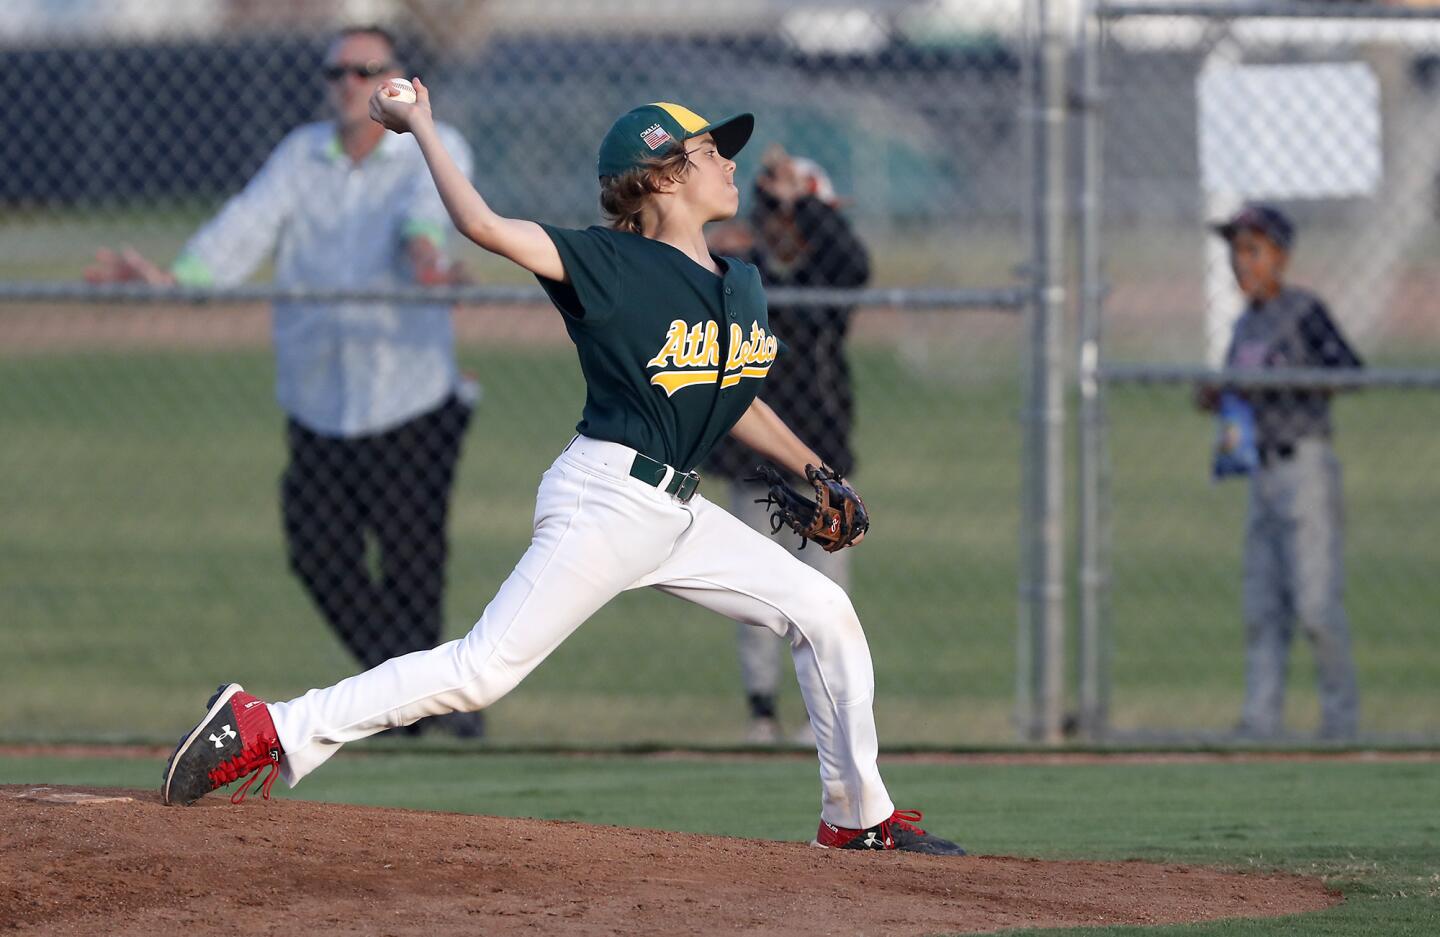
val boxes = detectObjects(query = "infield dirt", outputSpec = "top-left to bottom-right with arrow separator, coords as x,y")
2,784 -> 1337,936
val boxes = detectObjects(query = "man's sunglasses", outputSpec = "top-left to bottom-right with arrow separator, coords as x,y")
322,61 -> 395,81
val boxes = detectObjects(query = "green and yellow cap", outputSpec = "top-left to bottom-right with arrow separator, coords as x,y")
596,102 -> 754,178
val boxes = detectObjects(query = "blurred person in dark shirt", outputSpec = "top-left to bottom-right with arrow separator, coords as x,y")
707,146 -> 870,745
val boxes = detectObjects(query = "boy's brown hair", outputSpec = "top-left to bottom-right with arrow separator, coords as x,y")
598,148 -> 695,234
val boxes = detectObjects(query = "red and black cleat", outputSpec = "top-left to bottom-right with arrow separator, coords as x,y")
161,683 -> 282,806
813,809 -> 967,856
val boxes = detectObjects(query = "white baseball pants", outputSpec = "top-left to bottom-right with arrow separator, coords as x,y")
269,435 -> 896,829
729,478 -> 851,704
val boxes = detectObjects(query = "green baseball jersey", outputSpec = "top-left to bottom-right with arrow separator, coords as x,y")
537,224 -> 780,473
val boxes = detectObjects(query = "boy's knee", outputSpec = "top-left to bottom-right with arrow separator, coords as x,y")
1297,604 -> 1344,643
795,578 -> 865,652
810,575 -> 859,619
1243,612 -> 1277,641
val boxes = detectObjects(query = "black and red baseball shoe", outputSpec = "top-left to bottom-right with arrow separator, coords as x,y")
813,809 -> 967,856
161,683 -> 282,806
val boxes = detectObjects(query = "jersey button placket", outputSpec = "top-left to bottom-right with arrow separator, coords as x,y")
722,287 -> 737,393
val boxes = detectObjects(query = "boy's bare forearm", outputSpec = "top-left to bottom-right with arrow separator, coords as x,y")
411,119 -> 498,244
409,119 -> 563,279
729,399 -> 823,477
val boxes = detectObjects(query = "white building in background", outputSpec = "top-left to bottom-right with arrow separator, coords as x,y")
0,0 -> 221,41
0,0 -> 1030,46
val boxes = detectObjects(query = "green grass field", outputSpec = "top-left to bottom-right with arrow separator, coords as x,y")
1104,383 -> 1440,736
1,333 -> 1438,744
0,333 -> 1020,743
1,751 -> 1436,935
0,207 -> 1023,287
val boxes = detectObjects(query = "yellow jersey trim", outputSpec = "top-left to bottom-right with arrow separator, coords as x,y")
649,364 -> 772,397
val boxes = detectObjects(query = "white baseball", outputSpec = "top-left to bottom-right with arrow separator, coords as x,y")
385,78 -> 416,104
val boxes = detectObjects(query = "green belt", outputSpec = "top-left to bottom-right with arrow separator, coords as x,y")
628,453 -> 701,503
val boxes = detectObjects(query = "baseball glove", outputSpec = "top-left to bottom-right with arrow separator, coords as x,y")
747,464 -> 869,553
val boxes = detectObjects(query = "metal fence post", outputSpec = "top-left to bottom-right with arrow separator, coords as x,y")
1019,0 -> 1070,743
1076,0 -> 1109,741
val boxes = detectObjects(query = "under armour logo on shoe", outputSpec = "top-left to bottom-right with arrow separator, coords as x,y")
209,725 -> 237,748
243,700 -> 264,710
863,831 -> 884,849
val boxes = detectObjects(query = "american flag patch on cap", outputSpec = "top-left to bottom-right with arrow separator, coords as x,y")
641,123 -> 672,150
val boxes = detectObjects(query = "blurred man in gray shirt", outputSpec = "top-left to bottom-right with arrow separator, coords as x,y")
1199,204 -> 1361,741
88,26 -> 482,737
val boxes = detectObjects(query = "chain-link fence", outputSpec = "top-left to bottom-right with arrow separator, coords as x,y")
0,1 -> 1035,746
1084,2 -> 1440,743
12,1 -> 1431,751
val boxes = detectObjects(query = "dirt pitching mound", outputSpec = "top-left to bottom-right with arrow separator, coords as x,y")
1,785 -> 1337,936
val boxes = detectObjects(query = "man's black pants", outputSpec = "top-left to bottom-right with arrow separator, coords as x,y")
282,395 -> 471,672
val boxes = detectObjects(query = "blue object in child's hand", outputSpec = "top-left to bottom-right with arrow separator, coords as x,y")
1212,392 -> 1258,479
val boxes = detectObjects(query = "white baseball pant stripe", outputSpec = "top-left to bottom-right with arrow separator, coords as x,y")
269,435 -> 896,829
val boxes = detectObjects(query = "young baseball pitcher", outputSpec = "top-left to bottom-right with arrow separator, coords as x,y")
160,76 -> 966,855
